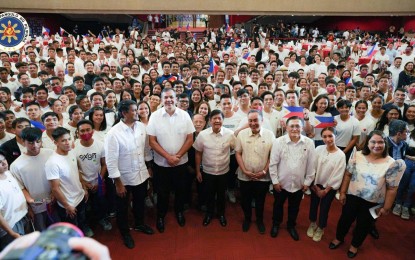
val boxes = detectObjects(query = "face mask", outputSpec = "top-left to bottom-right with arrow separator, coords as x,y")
405,50 -> 411,55
409,88 -> 415,95
79,132 -> 93,141
360,72 -> 367,78
326,86 -> 336,94
22,99 -> 32,106
214,94 -> 220,102
52,86 -> 62,95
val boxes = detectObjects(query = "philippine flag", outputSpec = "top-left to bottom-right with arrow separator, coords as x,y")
283,106 -> 304,118
60,27 -> 65,36
42,26 -> 50,36
226,23 -> 230,32
209,58 -> 219,74
314,116 -> 335,128
366,43 -> 378,58
186,23 -> 190,31
243,51 -> 250,60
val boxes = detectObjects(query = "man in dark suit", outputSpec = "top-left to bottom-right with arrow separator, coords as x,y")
382,88 -> 409,120
0,118 -> 31,165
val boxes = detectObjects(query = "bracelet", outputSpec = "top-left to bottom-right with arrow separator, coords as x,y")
262,170 -> 266,174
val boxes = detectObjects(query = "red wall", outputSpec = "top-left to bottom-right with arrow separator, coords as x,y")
229,15 -> 256,25
314,16 -> 414,32
403,17 -> 415,31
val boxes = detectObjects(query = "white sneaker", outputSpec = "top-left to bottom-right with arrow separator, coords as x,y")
227,190 -> 236,204
312,227 -> 324,242
392,204 -> 402,216
401,207 -> 410,220
307,222 -> 317,238
98,218 -> 112,231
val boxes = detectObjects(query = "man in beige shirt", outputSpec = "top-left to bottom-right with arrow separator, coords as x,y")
235,109 -> 274,234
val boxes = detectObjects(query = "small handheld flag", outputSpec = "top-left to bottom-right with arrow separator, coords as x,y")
42,26 -> 50,36
314,116 -> 335,128
208,58 -> 219,74
283,106 -> 304,118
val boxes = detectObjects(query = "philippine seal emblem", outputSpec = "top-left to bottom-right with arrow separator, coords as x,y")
0,12 -> 29,51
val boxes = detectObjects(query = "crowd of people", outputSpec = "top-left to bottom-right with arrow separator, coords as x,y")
0,18 -> 414,258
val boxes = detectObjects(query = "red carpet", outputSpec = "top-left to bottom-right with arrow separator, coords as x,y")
93,194 -> 415,260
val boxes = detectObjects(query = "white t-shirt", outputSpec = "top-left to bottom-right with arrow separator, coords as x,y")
41,133 -> 56,150
334,115 -> 360,147
45,151 -> 85,208
0,171 -> 28,237
222,113 -> 243,132
0,133 -> 14,146
74,139 -> 105,185
10,149 -> 54,214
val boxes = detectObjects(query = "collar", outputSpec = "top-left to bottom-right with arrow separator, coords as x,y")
284,134 -> 305,144
388,136 -> 404,147
208,127 -> 224,136
248,128 -> 263,137
119,119 -> 138,131
161,107 -> 178,117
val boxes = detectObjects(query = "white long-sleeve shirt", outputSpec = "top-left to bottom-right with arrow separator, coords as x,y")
105,120 -> 152,186
314,145 -> 346,190
269,135 -> 316,192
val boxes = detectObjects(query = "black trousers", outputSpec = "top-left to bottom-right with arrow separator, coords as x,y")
204,173 -> 227,216
57,198 -> 87,231
154,163 -> 187,218
336,194 -> 377,248
309,185 -> 337,228
116,181 -> 148,236
226,154 -> 238,190
272,189 -> 303,228
239,180 -> 269,222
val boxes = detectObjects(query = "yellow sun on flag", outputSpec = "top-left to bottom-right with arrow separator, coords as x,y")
0,20 -> 21,43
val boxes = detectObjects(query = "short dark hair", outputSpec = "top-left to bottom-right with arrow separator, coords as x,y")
209,109 -> 224,120
51,127 -> 70,141
41,112 -> 58,123
12,117 -> 30,129
336,99 -> 352,109
117,100 -> 137,119
21,127 -> 42,142
77,119 -> 94,130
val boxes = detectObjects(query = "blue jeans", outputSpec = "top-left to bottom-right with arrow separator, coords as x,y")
396,158 -> 415,208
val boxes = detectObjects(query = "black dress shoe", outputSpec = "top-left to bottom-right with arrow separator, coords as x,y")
256,221 -> 265,234
176,212 -> 186,227
122,234 -> 135,249
242,219 -> 251,232
203,215 -> 212,226
347,250 -> 358,258
287,227 -> 299,241
329,240 -> 344,249
270,224 -> 279,238
219,215 -> 227,227
156,217 -> 165,233
369,226 -> 379,239
134,224 -> 154,235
